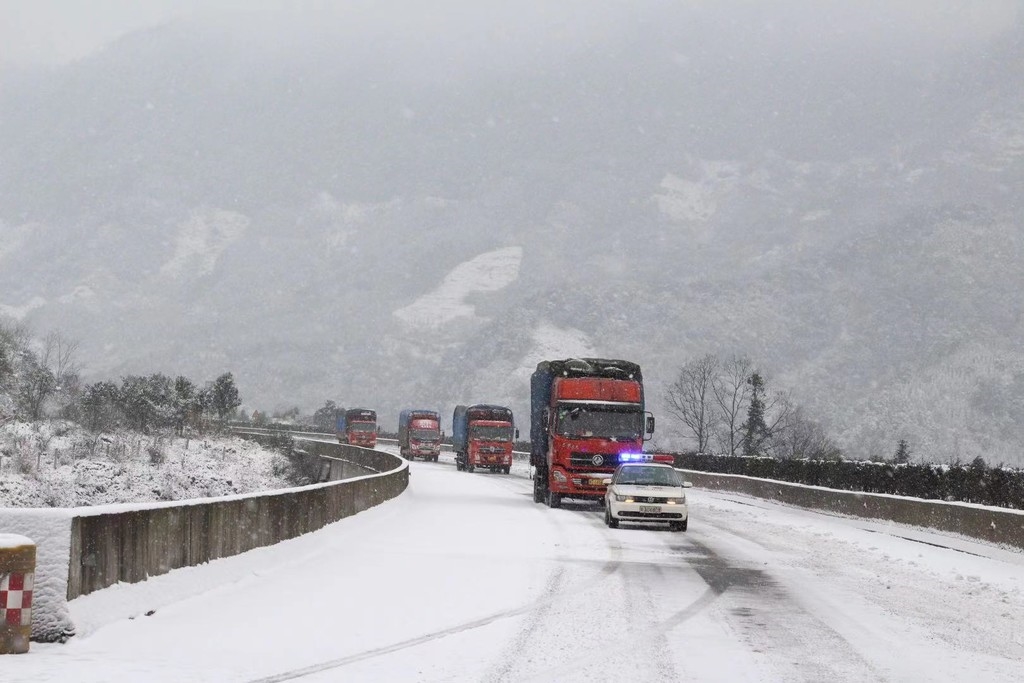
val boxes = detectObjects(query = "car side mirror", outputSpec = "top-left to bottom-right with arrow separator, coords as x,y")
683,481 -> 693,488
602,478 -> 612,486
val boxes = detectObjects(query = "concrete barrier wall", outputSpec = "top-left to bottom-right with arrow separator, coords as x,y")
681,469 -> 1024,551
67,443 -> 408,599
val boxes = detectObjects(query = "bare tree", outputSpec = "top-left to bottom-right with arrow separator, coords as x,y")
769,405 -> 840,460
664,354 -> 719,453
22,332 -> 81,419
0,319 -> 31,392
712,354 -> 753,456
18,351 -> 54,421
46,331 -> 80,416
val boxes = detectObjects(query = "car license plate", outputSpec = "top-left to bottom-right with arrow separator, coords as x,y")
639,505 -> 661,513
588,478 -> 605,486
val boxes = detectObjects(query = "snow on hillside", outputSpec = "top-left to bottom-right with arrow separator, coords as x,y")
0,222 -> 34,263
159,210 -> 250,278
655,173 -> 718,223
0,295 -> 46,321
393,246 -> 523,328
525,322 -> 597,364
0,422 -> 293,508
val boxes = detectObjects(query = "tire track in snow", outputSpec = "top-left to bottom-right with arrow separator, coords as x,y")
246,473 -> 623,683
479,498 -> 627,683
505,517 -> 711,682
665,526 -> 884,681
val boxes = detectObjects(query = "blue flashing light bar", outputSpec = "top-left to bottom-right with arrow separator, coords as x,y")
619,453 -> 653,462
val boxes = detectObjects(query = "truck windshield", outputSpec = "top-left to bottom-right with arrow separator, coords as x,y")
555,404 -> 642,440
469,425 -> 513,441
410,429 -> 438,440
348,423 -> 376,432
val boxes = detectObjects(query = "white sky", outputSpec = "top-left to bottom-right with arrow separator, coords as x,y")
0,0 -> 268,66
0,0 -> 1019,67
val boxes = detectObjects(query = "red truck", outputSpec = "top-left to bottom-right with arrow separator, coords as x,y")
398,409 -> 442,461
336,408 -> 377,448
530,358 -> 663,508
452,404 -> 517,474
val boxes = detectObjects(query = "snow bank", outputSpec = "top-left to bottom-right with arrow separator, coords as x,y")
0,423 -> 302,641
0,424 -> 295,508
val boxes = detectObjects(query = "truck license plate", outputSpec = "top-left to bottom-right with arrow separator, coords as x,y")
588,478 -> 605,486
639,505 -> 661,513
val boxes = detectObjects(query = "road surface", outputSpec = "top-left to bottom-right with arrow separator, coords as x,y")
7,446 -> 1024,682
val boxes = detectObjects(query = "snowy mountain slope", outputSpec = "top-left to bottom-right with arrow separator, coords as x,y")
393,246 -> 523,328
1,4 -> 1023,462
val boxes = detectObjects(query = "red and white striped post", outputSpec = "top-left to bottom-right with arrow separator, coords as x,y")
0,534 -> 35,655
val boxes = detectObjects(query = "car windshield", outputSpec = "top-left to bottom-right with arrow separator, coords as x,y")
469,425 -> 512,441
614,466 -> 681,487
555,403 -> 642,440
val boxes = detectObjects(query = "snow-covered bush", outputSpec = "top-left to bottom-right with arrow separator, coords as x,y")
0,421 -> 296,508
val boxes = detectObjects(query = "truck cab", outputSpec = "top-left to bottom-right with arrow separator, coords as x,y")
337,408 -> 377,448
399,409 -> 441,461
453,404 -> 516,474
531,359 -> 662,508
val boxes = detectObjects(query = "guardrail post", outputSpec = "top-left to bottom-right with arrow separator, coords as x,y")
1,534 -> 36,654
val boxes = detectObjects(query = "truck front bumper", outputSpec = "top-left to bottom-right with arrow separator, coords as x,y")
549,468 -> 613,499
471,454 -> 512,466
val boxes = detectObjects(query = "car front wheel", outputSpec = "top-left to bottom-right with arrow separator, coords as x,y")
604,505 -> 619,528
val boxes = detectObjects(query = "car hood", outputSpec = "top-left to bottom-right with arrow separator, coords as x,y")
611,484 -> 685,497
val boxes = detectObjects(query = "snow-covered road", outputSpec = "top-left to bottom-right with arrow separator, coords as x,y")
5,447 -> 1023,682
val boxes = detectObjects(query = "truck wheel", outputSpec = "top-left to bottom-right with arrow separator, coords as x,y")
547,490 -> 562,509
533,472 -> 547,503
467,464 -> 475,473
504,466 -> 511,475
604,506 -> 619,529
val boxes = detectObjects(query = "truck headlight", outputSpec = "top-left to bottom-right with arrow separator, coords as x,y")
552,470 -> 568,483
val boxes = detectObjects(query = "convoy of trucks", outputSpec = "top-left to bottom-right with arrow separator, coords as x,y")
398,409 -> 442,461
333,357 -> 662,508
336,408 -> 378,448
451,404 -> 516,474
530,358 -> 662,508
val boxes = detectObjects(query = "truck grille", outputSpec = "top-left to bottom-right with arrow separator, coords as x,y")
569,452 -> 620,468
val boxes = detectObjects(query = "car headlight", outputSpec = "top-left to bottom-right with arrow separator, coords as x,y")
613,494 -> 634,503
665,496 -> 686,504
